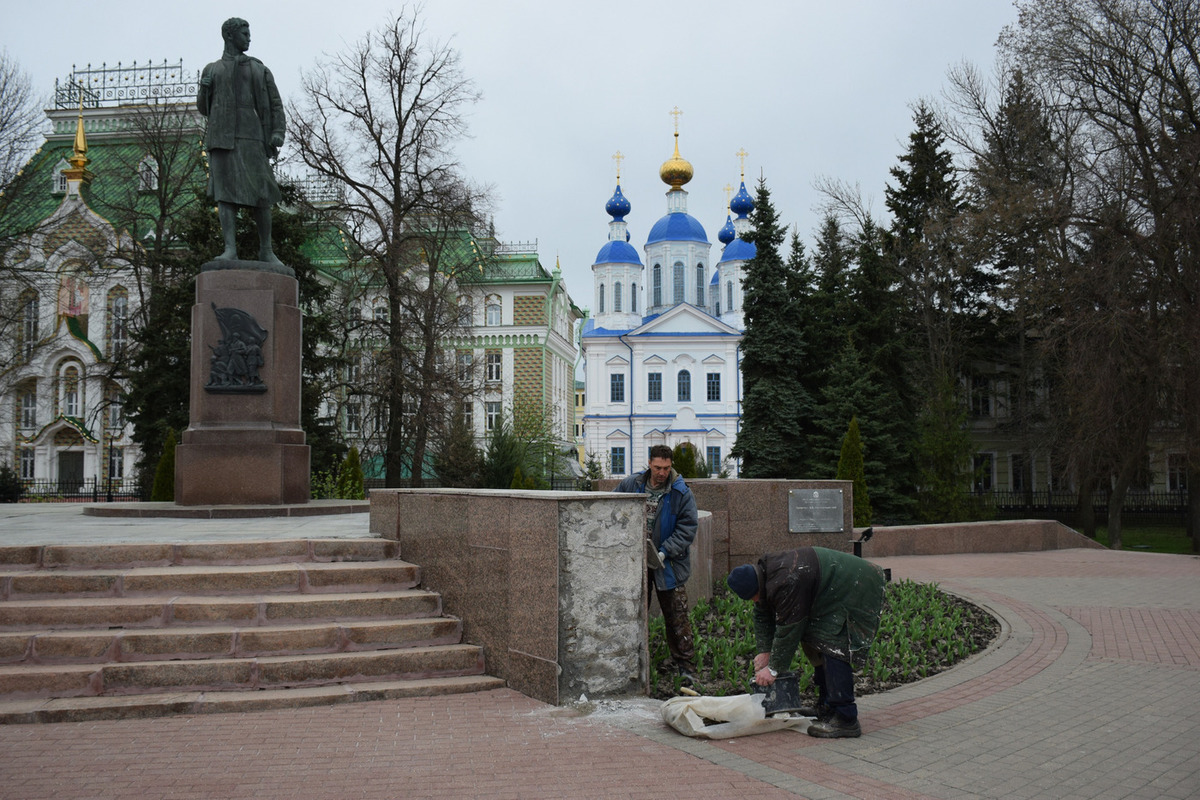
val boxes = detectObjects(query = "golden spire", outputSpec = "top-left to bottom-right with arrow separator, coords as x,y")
659,107 -> 693,190
736,148 -> 748,179
61,83 -> 93,189
612,150 -> 624,182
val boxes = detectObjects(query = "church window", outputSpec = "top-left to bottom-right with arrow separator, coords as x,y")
707,372 -> 721,402
631,283 -> 638,313
62,367 -> 80,418
137,155 -> 159,192
485,401 -> 501,431
673,262 -> 684,304
652,265 -> 662,306
460,401 -> 473,431
598,283 -> 605,314
458,296 -> 473,326
345,400 -> 361,434
486,296 -> 502,326
20,291 -> 38,362
107,289 -> 129,357
726,280 -> 733,313
19,386 -> 37,429
373,305 -> 388,323
677,370 -> 691,402
610,373 -> 625,403
486,351 -> 502,383
51,160 -> 69,194
647,372 -> 662,402
613,282 -> 622,312
20,448 -> 35,480
610,446 -> 626,475
696,264 -> 705,306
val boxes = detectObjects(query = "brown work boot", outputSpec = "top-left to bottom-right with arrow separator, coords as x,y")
807,715 -> 862,738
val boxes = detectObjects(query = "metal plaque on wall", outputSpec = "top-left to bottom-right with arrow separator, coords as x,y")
788,489 -> 845,533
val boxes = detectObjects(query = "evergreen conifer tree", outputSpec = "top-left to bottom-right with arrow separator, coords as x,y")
837,416 -> 871,527
434,409 -> 482,488
731,179 -> 811,478
150,429 -> 177,502
334,445 -> 366,500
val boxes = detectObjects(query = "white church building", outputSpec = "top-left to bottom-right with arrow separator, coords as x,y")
580,132 -> 757,478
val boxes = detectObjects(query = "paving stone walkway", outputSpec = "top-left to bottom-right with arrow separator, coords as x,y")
1,506 -> 1198,799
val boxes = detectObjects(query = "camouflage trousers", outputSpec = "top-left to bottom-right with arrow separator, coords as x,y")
648,572 -> 696,674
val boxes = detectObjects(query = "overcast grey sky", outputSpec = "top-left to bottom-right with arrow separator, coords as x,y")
5,0 -> 1018,313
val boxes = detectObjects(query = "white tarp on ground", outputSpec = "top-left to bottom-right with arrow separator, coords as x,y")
660,693 -> 812,739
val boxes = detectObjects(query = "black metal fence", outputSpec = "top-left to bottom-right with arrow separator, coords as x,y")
972,489 -> 1189,523
11,479 -> 143,504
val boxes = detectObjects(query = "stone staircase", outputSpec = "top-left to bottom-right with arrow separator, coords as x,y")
0,538 -> 503,723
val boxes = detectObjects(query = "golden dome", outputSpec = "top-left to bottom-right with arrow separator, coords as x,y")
659,132 -> 693,190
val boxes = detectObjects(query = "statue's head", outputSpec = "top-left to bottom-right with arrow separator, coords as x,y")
221,17 -> 250,44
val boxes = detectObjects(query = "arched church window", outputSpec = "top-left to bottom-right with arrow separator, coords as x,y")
726,280 -> 734,312
51,159 -> 69,194
485,295 -> 502,326
673,262 -> 684,304
598,283 -> 605,314
107,288 -> 129,357
696,264 -> 705,306
62,366 -> 81,418
613,281 -> 622,312
19,383 -> 37,429
652,265 -> 662,307
677,370 -> 691,402
137,155 -> 159,192
631,283 -> 638,313
20,291 -> 39,362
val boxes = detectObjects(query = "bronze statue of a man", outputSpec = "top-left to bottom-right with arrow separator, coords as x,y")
197,17 -> 285,265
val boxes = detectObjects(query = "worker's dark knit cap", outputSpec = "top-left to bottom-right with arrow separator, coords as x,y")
727,564 -> 759,600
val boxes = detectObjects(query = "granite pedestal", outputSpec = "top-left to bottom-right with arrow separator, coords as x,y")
175,266 -> 310,505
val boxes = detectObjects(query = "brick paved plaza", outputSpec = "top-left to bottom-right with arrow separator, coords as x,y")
1,507 -> 1197,799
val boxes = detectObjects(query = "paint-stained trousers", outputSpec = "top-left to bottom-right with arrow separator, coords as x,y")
649,572 -> 696,674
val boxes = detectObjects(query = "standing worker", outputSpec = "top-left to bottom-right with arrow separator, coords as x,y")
727,546 -> 886,738
617,444 -> 698,684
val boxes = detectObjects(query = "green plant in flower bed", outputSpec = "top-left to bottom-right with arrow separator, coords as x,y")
649,578 -> 999,700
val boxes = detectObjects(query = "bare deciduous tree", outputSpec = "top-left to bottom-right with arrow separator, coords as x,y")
1001,0 -> 1200,547
289,8 -> 493,487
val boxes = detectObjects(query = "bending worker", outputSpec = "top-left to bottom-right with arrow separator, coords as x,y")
727,546 -> 886,738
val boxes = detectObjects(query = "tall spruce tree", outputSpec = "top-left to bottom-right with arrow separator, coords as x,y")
731,179 -> 810,477
885,103 -> 976,521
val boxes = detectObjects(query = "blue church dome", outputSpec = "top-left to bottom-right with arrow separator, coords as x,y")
710,270 -> 720,285
717,215 -> 736,245
605,184 -> 631,221
594,239 -> 643,266
718,238 -> 756,264
646,212 -> 708,245
730,181 -> 754,218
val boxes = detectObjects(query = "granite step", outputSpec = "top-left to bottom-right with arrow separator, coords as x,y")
0,539 -> 398,570
0,674 -> 507,724
0,561 -> 420,599
0,536 -> 503,724
0,643 -> 487,699
0,618 -> 463,665
0,589 -> 443,630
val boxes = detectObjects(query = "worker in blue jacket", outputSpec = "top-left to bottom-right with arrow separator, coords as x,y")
616,444 -> 698,683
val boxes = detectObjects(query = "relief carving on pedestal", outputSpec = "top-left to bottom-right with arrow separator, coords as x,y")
205,303 -> 269,394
